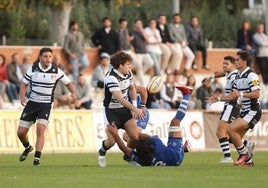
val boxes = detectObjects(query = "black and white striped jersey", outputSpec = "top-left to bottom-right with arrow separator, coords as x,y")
224,69 -> 238,105
23,62 -> 71,103
103,68 -> 134,109
234,67 -> 260,112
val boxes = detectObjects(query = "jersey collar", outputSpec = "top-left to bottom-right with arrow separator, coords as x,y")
38,62 -> 52,72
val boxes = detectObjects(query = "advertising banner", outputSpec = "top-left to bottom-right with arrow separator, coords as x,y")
0,110 -> 95,153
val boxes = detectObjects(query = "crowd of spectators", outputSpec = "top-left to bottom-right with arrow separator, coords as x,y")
1,14 -> 268,110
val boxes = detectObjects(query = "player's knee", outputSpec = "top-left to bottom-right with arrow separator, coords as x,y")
170,118 -> 180,127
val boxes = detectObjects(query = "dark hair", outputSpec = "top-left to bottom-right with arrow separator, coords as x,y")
119,18 -> 127,24
224,55 -> 235,63
172,13 -> 181,19
102,17 -> 111,23
11,53 -> 18,59
237,51 -> 251,66
215,88 -> 223,93
148,18 -> 156,23
135,138 -> 155,166
69,20 -> 78,29
34,47 -> 53,64
0,54 -> 6,66
39,47 -> 53,56
110,51 -> 132,69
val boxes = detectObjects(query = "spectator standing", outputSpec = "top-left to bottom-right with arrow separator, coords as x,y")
253,23 -> 268,85
168,13 -> 195,77
75,74 -> 92,109
91,52 -> 111,89
0,54 -> 19,103
144,18 -> 162,76
91,17 -> 120,55
236,20 -> 255,59
63,20 -> 90,81
118,18 -> 143,86
157,14 -> 183,74
131,19 -> 154,86
186,16 -> 209,70
7,53 -> 25,93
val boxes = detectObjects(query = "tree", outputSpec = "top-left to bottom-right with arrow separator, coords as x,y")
40,0 -> 77,45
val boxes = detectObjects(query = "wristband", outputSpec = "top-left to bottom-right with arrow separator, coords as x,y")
140,104 -> 146,107
217,96 -> 221,101
132,100 -> 137,107
240,92 -> 243,98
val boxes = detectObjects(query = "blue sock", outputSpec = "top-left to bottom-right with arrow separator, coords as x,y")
175,94 -> 190,121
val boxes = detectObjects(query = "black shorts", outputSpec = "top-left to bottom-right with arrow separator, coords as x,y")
240,105 -> 262,129
104,107 -> 133,129
20,100 -> 52,124
219,103 -> 240,123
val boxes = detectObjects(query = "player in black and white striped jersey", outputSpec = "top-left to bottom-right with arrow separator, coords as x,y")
208,51 -> 261,167
98,51 -> 146,167
17,47 -> 77,166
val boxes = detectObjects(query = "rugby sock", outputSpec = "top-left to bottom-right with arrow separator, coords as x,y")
23,142 -> 30,149
34,151 -> 41,160
175,94 -> 190,121
236,145 -> 248,155
98,140 -> 109,156
219,137 -> 231,157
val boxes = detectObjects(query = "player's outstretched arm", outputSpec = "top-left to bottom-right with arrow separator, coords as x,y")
204,71 -> 225,86
112,90 -> 145,119
108,124 -> 132,156
66,82 -> 77,104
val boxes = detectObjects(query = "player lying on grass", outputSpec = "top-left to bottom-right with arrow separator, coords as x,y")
108,85 -> 192,166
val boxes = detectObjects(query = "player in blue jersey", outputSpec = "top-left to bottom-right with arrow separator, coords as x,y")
108,85 -> 192,166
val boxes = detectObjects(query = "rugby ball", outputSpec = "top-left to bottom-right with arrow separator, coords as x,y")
147,76 -> 164,94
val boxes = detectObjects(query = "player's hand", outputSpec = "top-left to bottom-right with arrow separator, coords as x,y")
69,94 -> 77,104
20,97 -> 27,106
206,95 -> 218,105
133,108 -> 146,120
107,124 -> 118,136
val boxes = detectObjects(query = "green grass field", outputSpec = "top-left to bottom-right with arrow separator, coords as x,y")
0,151 -> 267,188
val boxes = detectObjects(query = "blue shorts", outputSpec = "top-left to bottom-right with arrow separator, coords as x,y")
167,138 -> 184,166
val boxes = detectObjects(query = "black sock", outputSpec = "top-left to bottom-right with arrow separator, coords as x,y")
23,142 -> 30,148
34,151 -> 41,159
99,140 -> 110,156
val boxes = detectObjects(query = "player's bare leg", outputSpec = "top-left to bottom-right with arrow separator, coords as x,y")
17,126 -> 33,162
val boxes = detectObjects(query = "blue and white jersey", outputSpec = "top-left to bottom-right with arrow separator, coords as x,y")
23,62 -> 71,103
224,69 -> 238,105
103,68 -> 134,109
234,67 -> 260,112
129,137 -> 184,166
